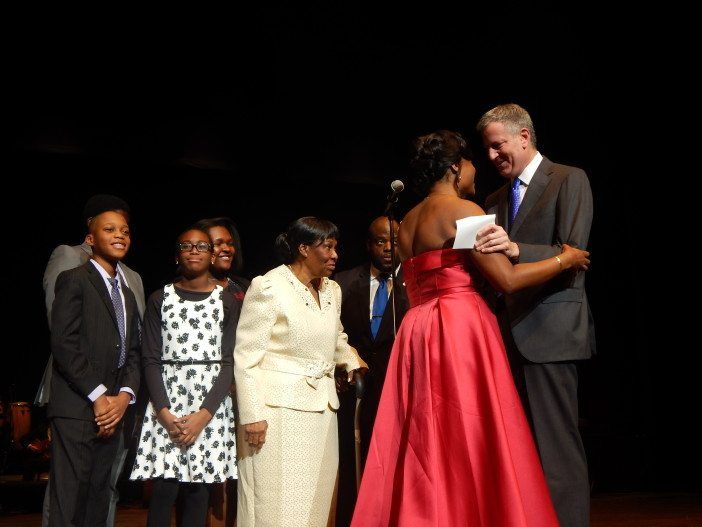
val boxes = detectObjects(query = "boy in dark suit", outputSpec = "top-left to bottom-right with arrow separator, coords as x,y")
48,209 -> 141,527
38,193 -> 146,527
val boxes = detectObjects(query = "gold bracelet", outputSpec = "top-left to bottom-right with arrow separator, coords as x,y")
555,255 -> 563,270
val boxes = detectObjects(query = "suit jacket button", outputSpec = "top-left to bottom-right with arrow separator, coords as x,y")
115,344 -> 120,349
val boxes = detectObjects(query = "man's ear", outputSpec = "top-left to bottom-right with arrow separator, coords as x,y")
85,233 -> 94,247
519,128 -> 531,148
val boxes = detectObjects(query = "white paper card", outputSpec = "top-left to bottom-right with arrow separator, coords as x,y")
452,214 -> 496,249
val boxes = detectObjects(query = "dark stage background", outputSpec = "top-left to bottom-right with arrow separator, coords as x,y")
5,4 -> 694,498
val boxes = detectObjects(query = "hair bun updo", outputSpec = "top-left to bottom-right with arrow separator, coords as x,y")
274,217 -> 340,264
274,232 -> 294,263
409,130 -> 472,196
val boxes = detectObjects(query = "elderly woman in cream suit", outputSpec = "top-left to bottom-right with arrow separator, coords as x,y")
235,217 -> 366,527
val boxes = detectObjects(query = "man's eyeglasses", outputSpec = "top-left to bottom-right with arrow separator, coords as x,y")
178,241 -> 213,253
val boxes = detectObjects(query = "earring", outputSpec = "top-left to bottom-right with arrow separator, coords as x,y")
175,259 -> 179,266
457,175 -> 462,182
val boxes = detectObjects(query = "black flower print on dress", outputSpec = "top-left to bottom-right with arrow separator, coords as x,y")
130,284 -> 237,484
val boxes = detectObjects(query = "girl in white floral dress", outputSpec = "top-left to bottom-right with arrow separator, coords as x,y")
131,228 -> 240,527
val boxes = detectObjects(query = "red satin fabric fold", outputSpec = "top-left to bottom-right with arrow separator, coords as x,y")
351,249 -> 558,527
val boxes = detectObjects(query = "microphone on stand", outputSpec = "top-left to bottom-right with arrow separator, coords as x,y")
383,180 -> 404,215
382,179 -> 404,338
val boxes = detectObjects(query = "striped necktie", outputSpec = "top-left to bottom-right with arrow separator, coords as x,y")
108,277 -> 127,368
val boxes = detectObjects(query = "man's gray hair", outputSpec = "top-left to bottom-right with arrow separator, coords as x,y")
477,103 -> 537,148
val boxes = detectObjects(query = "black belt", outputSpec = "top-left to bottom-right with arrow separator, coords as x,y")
161,360 -> 223,365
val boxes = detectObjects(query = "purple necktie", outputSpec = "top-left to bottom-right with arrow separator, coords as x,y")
509,177 -> 521,229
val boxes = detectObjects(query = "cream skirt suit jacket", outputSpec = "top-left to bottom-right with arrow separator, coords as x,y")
235,264 -> 363,527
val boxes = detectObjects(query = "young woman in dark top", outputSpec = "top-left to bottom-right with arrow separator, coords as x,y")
130,228 -> 240,527
193,217 -> 250,303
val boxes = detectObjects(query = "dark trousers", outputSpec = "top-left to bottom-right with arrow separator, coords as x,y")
336,388 -> 357,527
502,324 -> 590,527
43,408 -> 134,527
521,362 -> 590,527
147,478 -> 210,527
336,373 -> 385,527
48,417 -> 120,527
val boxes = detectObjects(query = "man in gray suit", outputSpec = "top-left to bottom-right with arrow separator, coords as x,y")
475,104 -> 594,527
37,194 -> 145,527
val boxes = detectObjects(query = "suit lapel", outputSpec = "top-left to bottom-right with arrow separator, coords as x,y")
86,262 -> 119,329
123,289 -> 136,345
120,264 -> 145,317
495,186 -> 510,229
510,157 -> 552,236
354,266 -> 373,341
378,269 -> 404,340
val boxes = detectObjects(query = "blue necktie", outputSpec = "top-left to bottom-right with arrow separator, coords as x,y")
108,277 -> 127,368
371,274 -> 389,339
509,177 -> 521,229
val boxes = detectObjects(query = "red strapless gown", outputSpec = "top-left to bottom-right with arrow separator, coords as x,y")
351,249 -> 558,527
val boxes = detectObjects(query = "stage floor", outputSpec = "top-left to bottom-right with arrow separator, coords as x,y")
0,492 -> 700,526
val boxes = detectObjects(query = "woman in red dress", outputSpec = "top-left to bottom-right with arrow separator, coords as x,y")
351,130 -> 589,526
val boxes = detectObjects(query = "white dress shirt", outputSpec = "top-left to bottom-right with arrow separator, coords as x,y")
513,151 -> 543,205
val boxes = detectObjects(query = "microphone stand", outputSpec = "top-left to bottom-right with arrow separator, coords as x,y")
385,195 -> 399,338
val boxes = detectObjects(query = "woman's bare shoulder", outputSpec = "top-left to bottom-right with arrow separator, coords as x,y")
426,197 -> 485,223
452,199 -> 486,218
402,201 -> 424,222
